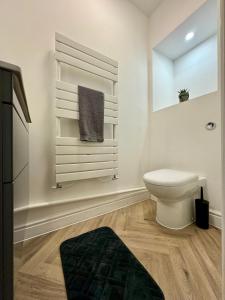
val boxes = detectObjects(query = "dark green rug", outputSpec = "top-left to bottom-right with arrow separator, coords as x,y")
60,227 -> 165,300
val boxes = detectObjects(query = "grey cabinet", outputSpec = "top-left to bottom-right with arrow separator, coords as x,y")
0,62 -> 31,300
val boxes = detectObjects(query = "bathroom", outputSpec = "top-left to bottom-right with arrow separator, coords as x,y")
0,0 -> 224,299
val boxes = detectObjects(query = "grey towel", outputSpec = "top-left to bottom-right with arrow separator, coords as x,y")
78,86 -> 104,142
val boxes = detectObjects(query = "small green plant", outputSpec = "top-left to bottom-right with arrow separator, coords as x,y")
178,89 -> 189,102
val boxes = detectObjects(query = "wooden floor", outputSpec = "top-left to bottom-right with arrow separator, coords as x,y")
14,200 -> 222,300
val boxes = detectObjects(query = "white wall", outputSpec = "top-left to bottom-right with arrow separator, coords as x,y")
149,0 -> 222,214
0,0 -> 149,222
152,50 -> 175,111
150,92 -> 222,211
174,35 -> 218,99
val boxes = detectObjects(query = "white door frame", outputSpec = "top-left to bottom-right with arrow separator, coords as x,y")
220,0 -> 225,298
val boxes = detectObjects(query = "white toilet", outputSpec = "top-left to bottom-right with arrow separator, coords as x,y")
143,169 -> 204,230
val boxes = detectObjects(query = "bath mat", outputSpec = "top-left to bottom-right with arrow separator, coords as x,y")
60,227 -> 164,300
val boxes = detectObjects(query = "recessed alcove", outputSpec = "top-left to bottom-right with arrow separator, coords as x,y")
152,0 -> 218,112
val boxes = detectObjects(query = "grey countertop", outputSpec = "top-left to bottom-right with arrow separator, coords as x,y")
0,60 -> 31,123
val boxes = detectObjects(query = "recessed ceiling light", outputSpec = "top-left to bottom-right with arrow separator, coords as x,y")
185,32 -> 195,41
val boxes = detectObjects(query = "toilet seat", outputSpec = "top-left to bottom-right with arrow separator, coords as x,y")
143,169 -> 198,187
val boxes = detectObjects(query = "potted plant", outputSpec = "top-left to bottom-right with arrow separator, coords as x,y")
178,89 -> 189,102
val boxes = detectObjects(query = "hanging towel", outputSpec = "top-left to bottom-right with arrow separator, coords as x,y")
78,85 -> 104,142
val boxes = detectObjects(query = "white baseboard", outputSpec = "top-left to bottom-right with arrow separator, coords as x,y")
14,187 -> 150,243
150,195 -> 222,230
14,189 -> 221,244
209,209 -> 222,229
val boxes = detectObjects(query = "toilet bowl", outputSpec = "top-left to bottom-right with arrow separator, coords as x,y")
143,169 -> 203,230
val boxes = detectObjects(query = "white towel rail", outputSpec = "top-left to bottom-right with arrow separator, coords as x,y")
54,33 -> 119,183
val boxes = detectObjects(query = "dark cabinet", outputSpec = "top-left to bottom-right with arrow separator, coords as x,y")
0,61 -> 31,300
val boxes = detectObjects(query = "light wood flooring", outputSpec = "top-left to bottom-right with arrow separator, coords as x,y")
14,200 -> 222,300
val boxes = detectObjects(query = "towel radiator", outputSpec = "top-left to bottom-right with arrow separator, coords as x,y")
55,33 -> 119,183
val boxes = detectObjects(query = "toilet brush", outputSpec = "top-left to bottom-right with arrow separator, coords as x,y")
195,187 -> 209,229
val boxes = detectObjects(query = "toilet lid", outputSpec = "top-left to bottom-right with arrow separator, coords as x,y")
144,169 -> 198,187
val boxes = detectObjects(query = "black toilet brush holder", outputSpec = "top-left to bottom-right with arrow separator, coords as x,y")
195,187 -> 209,229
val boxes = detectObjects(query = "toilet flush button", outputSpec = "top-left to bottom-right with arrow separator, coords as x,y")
205,122 -> 216,130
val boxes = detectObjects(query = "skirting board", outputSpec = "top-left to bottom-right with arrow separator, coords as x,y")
150,195 -> 222,229
209,209 -> 222,229
14,188 -> 150,243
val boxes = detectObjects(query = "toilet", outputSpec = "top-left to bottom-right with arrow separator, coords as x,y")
143,169 -> 204,230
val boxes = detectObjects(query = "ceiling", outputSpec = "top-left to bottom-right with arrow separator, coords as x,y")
154,0 -> 217,60
129,0 -> 163,16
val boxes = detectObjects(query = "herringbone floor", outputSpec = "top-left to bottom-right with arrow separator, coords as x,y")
14,200 -> 222,300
